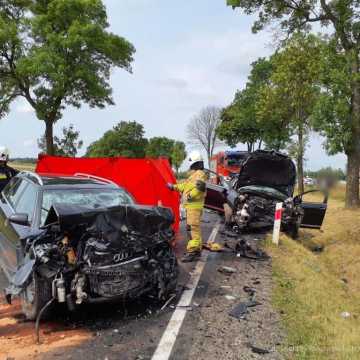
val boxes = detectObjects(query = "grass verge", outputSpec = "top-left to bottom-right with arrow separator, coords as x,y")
9,162 -> 36,172
265,185 -> 360,359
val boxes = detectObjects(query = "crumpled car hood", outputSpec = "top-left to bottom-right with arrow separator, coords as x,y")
6,203 -> 177,301
44,203 -> 174,235
236,150 -> 296,197
238,185 -> 289,201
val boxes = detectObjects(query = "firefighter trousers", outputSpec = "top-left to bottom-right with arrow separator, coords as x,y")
185,209 -> 203,253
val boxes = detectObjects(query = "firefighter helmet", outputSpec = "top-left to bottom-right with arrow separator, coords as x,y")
0,146 -> 9,163
188,150 -> 203,167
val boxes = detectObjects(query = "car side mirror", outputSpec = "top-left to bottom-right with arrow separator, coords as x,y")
9,213 -> 30,227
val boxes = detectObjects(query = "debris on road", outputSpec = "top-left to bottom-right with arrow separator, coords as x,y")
160,294 -> 177,311
218,266 -> 237,275
229,300 -> 261,319
246,343 -> 271,355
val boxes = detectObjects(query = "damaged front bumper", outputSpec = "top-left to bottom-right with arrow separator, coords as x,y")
6,204 -> 178,311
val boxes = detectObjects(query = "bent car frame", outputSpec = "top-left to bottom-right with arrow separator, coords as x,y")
0,172 -> 178,320
205,150 -> 328,238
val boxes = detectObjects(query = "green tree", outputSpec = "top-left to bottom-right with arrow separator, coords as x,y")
218,89 -> 264,152
146,137 -> 187,174
86,121 -> 148,158
146,137 -> 175,158
227,0 -> 360,207
38,124 -> 83,156
258,33 -> 322,193
312,38 -> 353,182
171,141 -> 187,174
217,58 -> 290,152
0,0 -> 135,155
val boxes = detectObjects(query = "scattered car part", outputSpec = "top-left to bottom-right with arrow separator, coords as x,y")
218,266 -> 237,274
246,344 -> 271,355
229,300 -> 261,319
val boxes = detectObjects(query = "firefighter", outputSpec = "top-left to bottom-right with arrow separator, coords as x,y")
0,147 -> 17,181
167,150 -> 207,262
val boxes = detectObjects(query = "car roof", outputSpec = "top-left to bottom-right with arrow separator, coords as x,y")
19,172 -> 119,190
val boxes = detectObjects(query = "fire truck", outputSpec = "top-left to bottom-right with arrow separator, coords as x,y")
209,150 -> 249,183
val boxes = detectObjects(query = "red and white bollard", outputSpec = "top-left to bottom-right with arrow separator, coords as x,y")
272,202 -> 283,245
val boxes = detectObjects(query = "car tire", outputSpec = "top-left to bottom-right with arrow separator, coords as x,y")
289,223 -> 300,239
20,273 -> 52,321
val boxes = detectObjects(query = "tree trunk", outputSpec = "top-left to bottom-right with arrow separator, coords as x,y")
45,120 -> 55,155
345,151 -> 360,208
346,54 -> 360,208
297,125 -> 304,194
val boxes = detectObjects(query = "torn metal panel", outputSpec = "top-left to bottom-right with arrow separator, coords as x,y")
7,204 -> 178,312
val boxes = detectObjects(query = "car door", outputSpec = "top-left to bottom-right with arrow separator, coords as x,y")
0,179 -> 37,279
204,183 -> 227,213
299,190 -> 328,229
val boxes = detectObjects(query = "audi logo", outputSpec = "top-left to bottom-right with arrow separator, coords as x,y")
113,252 -> 130,263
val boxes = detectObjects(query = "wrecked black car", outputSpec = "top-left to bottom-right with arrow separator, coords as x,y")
0,172 -> 178,320
205,150 -> 328,238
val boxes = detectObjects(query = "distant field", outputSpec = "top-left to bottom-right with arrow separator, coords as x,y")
266,184 -> 360,359
9,162 -> 36,172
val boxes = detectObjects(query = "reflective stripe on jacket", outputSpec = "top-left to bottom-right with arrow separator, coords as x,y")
173,170 -> 207,209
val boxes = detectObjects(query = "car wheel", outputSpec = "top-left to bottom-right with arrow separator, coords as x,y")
20,274 -> 52,321
289,223 -> 300,239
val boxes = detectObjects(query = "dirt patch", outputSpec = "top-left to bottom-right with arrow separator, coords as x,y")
0,299 -> 92,360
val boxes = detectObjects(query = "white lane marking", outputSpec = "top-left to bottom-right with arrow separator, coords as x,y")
151,221 -> 220,360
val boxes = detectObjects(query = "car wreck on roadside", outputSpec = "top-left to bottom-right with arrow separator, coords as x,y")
205,150 -> 328,238
0,172 -> 178,320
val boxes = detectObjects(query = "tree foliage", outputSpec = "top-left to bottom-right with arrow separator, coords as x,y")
258,33 -> 322,192
0,0 -> 135,154
146,137 -> 175,159
38,124 -> 83,157
86,121 -> 148,158
187,106 -> 222,166
86,122 -> 187,171
218,57 -> 291,152
218,58 -> 278,152
312,38 -> 353,155
171,141 -> 187,174
146,137 -> 187,173
226,0 -> 360,206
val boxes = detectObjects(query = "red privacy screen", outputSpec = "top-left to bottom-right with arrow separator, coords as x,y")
36,155 -> 180,232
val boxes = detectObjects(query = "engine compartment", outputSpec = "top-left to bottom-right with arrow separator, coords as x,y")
6,204 -> 178,308
230,189 -> 304,236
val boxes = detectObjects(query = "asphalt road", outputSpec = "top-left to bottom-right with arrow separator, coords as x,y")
0,211 -> 283,360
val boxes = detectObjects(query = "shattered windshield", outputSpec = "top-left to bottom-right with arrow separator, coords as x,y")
41,188 -> 134,225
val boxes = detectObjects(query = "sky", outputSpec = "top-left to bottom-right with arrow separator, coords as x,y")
0,0 -> 346,171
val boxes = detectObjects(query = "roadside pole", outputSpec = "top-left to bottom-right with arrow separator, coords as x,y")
272,202 -> 283,245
